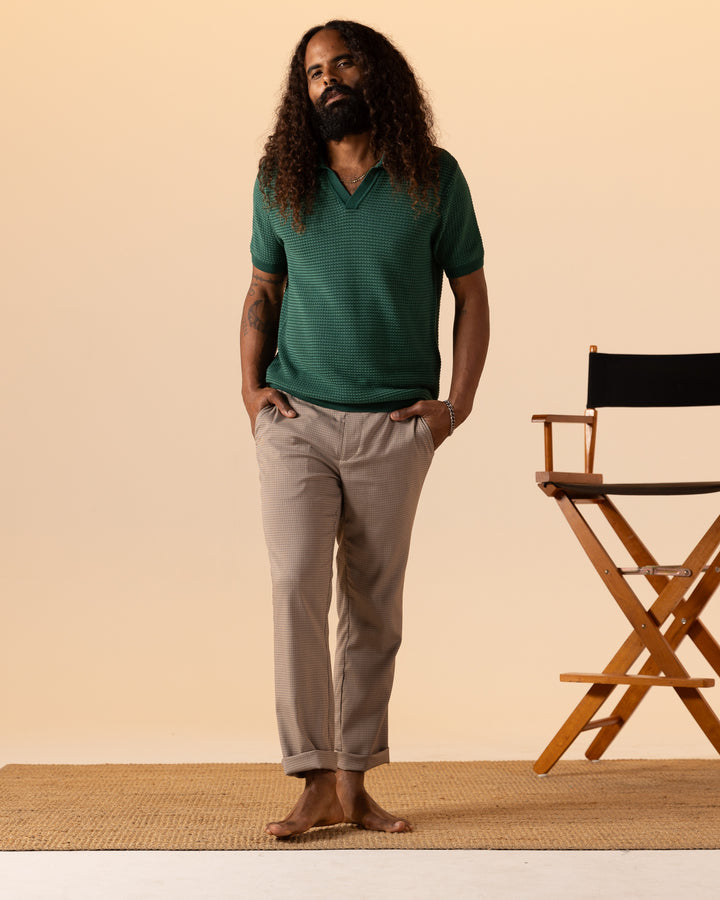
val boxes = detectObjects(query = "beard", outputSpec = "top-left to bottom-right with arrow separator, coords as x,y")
311,85 -> 372,142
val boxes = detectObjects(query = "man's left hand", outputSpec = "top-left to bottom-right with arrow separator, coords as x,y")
390,400 -> 452,449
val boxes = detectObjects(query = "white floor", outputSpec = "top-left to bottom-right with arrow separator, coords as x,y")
1,850 -> 718,900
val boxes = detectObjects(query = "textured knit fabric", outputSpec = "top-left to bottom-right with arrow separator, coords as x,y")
254,395 -> 435,776
250,150 -> 484,411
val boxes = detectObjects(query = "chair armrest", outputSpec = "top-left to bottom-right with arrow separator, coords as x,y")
532,412 -> 598,472
532,414 -> 595,424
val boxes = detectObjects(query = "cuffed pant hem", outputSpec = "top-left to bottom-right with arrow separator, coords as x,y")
282,749 -> 338,777
336,748 -> 390,772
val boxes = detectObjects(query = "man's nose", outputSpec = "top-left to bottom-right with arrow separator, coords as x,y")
323,71 -> 339,85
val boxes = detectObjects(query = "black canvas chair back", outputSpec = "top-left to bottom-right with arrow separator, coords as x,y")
531,347 -> 720,776
587,352 -> 720,409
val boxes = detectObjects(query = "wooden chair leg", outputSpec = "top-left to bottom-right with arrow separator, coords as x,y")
597,498 -> 671,597
587,552 -> 720,759
673,686 -> 720,753
689,619 -> 720,675
534,684 -> 615,775
535,498 -> 720,774
557,495 -> 715,679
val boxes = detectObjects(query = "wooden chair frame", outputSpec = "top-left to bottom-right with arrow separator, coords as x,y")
532,346 -> 720,775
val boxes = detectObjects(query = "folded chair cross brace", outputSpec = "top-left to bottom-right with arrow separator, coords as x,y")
533,349 -> 720,775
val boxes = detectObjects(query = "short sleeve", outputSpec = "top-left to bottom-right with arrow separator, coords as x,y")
249,178 -> 288,275
432,152 -> 484,279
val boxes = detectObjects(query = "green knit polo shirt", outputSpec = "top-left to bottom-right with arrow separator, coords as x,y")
250,149 -> 484,411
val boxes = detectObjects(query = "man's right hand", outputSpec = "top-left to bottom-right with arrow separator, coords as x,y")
244,387 -> 297,435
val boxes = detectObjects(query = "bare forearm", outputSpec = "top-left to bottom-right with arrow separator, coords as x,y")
448,268 -> 490,427
240,315 -> 277,396
240,269 -> 285,400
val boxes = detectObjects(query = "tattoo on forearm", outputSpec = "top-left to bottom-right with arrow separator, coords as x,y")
247,298 -> 274,335
252,272 -> 285,286
242,273 -> 284,337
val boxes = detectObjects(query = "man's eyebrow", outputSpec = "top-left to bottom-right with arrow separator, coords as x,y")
306,54 -> 355,76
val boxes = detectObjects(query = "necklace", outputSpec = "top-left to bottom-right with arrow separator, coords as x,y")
341,165 -> 375,185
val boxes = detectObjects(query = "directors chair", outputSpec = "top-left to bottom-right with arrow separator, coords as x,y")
532,346 -> 720,775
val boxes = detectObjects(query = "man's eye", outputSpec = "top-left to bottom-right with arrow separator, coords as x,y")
310,71 -> 321,79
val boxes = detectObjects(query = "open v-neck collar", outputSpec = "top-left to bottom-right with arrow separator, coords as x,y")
322,159 -> 384,209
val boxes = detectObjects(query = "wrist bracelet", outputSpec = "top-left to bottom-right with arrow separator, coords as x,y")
443,399 -> 456,435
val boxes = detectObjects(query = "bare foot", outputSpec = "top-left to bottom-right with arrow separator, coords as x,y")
265,770 -> 344,837
336,769 -> 412,833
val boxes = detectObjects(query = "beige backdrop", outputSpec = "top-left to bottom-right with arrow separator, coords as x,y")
3,0 -> 720,765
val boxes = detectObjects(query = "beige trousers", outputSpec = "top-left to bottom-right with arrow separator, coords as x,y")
255,395 -> 435,776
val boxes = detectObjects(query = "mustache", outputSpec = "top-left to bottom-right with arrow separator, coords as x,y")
319,83 -> 357,106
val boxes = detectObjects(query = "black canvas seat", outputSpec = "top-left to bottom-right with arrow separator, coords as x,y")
543,481 -> 720,498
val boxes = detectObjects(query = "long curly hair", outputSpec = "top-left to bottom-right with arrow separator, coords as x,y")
258,20 -> 439,231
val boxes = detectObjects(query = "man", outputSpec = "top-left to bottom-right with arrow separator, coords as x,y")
241,20 -> 489,837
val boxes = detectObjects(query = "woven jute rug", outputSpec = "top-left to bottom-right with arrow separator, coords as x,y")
1,760 -> 719,851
